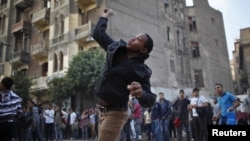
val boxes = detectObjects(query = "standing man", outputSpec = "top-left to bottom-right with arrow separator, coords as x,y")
173,89 -> 191,141
43,104 -> 55,141
0,77 -> 22,141
159,92 -> 172,141
243,88 -> 250,124
93,9 -> 156,141
151,101 -> 162,141
188,88 -> 208,141
131,98 -> 142,141
213,83 -> 240,125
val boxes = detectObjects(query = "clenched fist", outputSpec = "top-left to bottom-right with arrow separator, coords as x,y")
103,9 -> 114,18
127,81 -> 143,98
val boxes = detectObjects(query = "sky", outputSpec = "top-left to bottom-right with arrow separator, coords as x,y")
207,0 -> 250,60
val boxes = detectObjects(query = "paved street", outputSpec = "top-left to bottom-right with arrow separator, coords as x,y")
62,133 -> 179,141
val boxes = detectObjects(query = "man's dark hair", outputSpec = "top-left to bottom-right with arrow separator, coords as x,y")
1,77 -> 14,90
192,88 -> 199,93
145,33 -> 153,53
214,83 -> 223,87
179,89 -> 184,93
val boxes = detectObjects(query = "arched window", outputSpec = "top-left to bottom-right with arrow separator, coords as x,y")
53,53 -> 58,72
59,51 -> 63,70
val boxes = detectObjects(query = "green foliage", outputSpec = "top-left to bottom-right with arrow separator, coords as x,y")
47,77 -> 69,106
47,47 -> 105,106
12,72 -> 32,106
66,47 -> 105,97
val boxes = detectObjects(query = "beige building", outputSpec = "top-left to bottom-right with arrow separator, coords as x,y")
232,27 -> 250,94
0,0 -> 233,105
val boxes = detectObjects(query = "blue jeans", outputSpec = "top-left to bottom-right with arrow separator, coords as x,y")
152,119 -> 161,141
82,125 -> 88,140
54,124 -> 63,141
161,118 -> 170,141
220,116 -> 227,125
177,119 -> 191,141
28,122 -> 43,141
133,118 -> 141,141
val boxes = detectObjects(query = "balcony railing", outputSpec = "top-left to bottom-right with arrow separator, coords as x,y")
11,51 -> 30,68
32,38 -> 49,61
32,8 -> 50,31
31,76 -> 48,90
12,19 -> 32,34
15,0 -> 33,10
74,21 -> 95,46
75,0 -> 98,13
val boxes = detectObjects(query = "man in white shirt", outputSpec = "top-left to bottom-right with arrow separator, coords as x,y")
43,104 -> 55,141
188,88 -> 208,141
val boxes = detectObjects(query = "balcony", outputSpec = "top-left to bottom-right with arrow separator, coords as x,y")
0,62 -> 11,76
32,8 -> 50,32
75,21 -> 95,46
32,38 -> 49,63
30,76 -> 48,91
15,0 -> 33,10
75,0 -> 98,13
12,20 -> 32,35
11,51 -> 30,69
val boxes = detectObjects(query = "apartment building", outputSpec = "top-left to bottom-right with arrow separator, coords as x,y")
233,27 -> 250,94
0,0 -> 233,104
184,0 -> 233,95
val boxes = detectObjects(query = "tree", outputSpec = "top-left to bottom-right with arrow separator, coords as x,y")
66,47 -> 105,109
48,47 -> 105,108
12,71 -> 33,106
47,77 -> 69,106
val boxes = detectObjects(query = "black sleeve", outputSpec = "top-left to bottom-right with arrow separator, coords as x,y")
93,17 -> 114,51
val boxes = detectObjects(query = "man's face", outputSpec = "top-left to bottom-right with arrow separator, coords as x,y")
127,33 -> 148,53
179,92 -> 184,99
214,85 -> 223,95
193,91 -> 199,97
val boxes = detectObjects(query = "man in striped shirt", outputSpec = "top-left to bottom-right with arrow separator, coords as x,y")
0,77 -> 22,141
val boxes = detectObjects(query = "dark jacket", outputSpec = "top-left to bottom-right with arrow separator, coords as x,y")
93,17 -> 156,108
151,102 -> 162,120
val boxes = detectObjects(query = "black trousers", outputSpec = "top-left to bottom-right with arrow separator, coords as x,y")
0,122 -> 16,141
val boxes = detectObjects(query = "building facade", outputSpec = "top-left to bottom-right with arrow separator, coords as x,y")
0,0 -> 233,105
232,27 -> 250,94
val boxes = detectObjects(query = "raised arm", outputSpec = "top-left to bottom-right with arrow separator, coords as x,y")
92,9 -> 115,51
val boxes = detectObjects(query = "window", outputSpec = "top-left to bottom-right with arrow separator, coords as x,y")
194,69 -> 204,87
215,39 -> 218,46
59,51 -> 63,70
191,41 -> 200,58
167,26 -> 170,41
0,45 -> 3,63
211,18 -> 215,24
163,0 -> 169,13
42,62 -> 48,76
60,14 -> 64,35
170,56 -> 175,73
177,30 -> 180,45
79,9 -> 89,25
1,0 -> 7,6
54,17 -> 59,36
188,16 -> 196,31
53,54 -> 58,72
